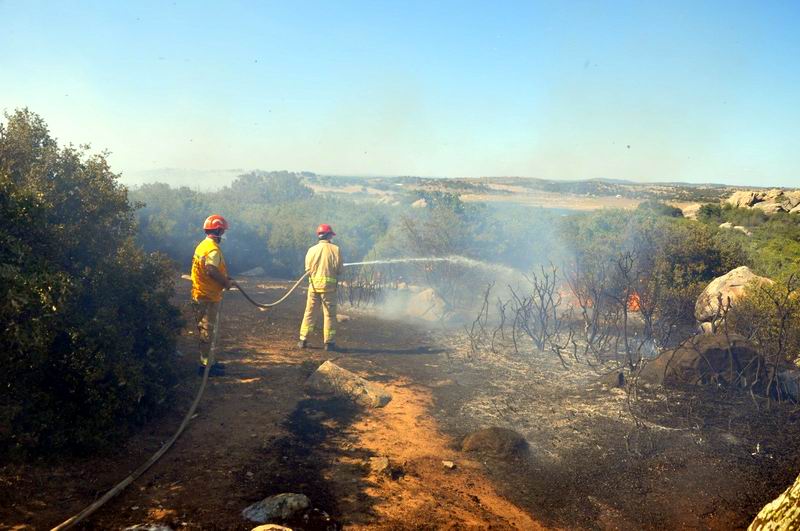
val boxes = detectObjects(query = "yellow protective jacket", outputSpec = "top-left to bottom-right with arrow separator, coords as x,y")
305,240 -> 342,293
191,237 -> 228,302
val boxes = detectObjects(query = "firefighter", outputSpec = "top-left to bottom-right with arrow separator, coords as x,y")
298,224 -> 343,351
191,214 -> 233,375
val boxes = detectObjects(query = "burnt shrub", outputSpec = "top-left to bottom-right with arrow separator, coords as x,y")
0,109 -> 181,455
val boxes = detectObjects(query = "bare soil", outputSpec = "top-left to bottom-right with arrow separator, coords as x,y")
458,191 -> 640,210
1,277 -> 798,530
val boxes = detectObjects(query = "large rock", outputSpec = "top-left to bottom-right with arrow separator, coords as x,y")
695,266 -> 773,324
242,493 -> 310,523
782,190 -> 800,209
305,360 -> 392,408
725,189 -> 800,214
461,427 -> 528,458
638,334 -> 761,387
761,188 -> 800,210
406,288 -> 446,321
726,191 -> 764,208
752,201 -> 787,214
749,471 -> 800,530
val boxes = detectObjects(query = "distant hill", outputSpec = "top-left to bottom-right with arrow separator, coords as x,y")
122,168 -> 247,190
122,169 -> 792,205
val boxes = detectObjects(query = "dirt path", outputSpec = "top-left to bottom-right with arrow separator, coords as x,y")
0,278 -> 542,530
3,276 -> 795,530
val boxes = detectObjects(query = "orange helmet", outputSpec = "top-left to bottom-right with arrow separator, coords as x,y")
203,214 -> 229,232
316,223 -> 335,237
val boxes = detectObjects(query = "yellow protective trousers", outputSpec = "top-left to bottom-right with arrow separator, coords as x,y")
193,299 -> 220,366
299,290 -> 337,344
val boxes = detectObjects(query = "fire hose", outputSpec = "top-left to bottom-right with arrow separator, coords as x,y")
50,273 -> 310,530
232,272 -> 309,309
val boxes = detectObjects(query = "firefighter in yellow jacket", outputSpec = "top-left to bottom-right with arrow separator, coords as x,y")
191,214 -> 233,375
298,224 -> 343,351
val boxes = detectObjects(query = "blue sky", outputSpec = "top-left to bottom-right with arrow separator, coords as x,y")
1,1 -> 799,186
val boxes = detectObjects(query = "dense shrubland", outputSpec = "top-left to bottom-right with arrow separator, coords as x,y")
131,176 -> 563,282
131,171 -> 397,278
697,202 -> 800,278
1,110 -> 181,455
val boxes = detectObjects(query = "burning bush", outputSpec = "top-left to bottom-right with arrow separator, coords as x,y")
559,210 -> 746,364
0,110 -> 181,454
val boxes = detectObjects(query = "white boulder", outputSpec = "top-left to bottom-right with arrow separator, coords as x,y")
695,266 -> 773,324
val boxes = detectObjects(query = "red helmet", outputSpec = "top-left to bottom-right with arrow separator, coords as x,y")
316,223 -> 335,237
203,214 -> 229,231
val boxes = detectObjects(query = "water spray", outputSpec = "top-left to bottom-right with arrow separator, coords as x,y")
233,256 -> 517,309
343,255 -> 519,277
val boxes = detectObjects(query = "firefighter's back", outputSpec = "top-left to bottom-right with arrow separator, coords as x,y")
305,240 -> 341,293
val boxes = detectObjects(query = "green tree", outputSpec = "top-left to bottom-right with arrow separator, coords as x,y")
0,109 -> 181,454
225,170 -> 314,203
636,199 -> 683,218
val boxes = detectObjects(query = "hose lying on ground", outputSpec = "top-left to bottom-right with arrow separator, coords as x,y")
50,299 -> 223,531
51,273 -> 310,530
232,272 -> 309,309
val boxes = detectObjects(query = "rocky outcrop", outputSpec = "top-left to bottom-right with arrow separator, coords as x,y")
726,189 -> 800,214
749,471 -> 800,530
727,191 -> 764,208
752,201 -> 787,214
305,360 -> 392,408
638,334 -> 761,387
695,266 -> 773,328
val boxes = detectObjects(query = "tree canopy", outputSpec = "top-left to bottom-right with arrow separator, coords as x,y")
0,109 -> 181,454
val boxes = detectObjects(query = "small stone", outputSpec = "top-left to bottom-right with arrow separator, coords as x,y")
461,427 -> 529,458
242,493 -> 310,523
442,460 -> 456,469
369,456 -> 391,475
336,314 -> 350,322
252,525 -> 294,531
